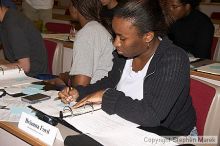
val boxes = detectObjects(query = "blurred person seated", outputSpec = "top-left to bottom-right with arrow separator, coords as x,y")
100,0 -> 127,35
22,0 -> 54,31
47,0 -> 114,88
0,2 -> 48,77
1,0 -> 16,9
167,0 -> 214,59
100,0 -> 121,23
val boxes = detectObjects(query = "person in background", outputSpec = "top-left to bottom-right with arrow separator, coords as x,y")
0,0 -> 16,50
0,2 -> 48,77
47,0 -> 114,87
167,0 -> 214,59
22,0 -> 54,29
1,0 -> 16,9
100,0 -> 121,22
59,0 -> 196,135
100,0 -> 127,35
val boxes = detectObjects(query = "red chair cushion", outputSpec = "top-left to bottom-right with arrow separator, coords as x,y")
45,22 -> 72,33
43,39 -> 57,74
190,79 -> 216,135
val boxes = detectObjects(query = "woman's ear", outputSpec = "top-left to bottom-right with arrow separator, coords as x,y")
185,3 -> 191,12
143,32 -> 154,43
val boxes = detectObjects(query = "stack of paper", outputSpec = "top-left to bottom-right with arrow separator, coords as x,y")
0,66 -> 40,88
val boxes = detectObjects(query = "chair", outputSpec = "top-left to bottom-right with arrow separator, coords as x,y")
190,78 -> 216,136
211,12 -> 220,20
43,39 -> 63,75
190,78 -> 220,140
45,22 -> 72,33
44,39 -> 57,74
211,37 -> 219,60
65,9 -> 70,15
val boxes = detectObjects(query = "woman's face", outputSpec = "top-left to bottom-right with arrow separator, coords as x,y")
168,0 -> 190,21
69,4 -> 78,21
112,17 -> 147,58
100,0 -> 111,6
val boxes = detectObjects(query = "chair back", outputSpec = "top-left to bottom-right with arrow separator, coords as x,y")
45,22 -> 72,33
211,37 -> 218,60
190,78 -> 216,135
211,12 -> 220,20
43,39 -> 57,74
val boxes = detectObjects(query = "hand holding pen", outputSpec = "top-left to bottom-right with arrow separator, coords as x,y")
73,90 -> 104,109
58,86 -> 79,104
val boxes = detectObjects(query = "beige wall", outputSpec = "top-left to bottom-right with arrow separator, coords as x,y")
199,3 -> 220,17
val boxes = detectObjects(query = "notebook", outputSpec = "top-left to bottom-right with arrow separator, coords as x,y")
195,63 -> 220,76
0,65 -> 40,88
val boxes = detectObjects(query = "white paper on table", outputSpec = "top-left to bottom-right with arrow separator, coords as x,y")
64,110 -> 139,135
0,95 -> 33,122
89,127 -> 177,146
0,66 -> 40,88
32,90 -> 101,117
31,90 -> 70,117
64,110 -> 177,146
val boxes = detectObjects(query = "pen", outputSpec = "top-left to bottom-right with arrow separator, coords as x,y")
67,78 -> 72,104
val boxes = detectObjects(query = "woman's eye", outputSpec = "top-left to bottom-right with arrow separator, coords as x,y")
120,38 -> 126,41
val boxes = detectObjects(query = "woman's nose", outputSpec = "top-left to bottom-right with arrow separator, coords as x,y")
113,37 -> 121,48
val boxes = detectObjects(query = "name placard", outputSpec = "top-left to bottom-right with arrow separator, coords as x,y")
18,112 -> 59,146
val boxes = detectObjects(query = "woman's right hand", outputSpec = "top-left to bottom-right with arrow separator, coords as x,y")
58,87 -> 79,104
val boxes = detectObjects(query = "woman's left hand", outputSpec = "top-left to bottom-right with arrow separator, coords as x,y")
73,90 -> 105,108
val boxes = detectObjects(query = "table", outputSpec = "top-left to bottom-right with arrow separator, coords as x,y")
50,39 -> 73,73
190,59 -> 220,81
42,34 -> 73,74
190,60 -> 220,142
52,14 -> 72,21
0,121 -> 78,146
1,61 -> 220,145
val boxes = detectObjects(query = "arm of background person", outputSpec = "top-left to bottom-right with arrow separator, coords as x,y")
71,74 -> 91,87
4,57 -> 31,73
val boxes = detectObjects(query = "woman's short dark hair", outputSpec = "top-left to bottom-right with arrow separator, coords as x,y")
71,0 -> 102,22
179,0 -> 201,9
114,0 -> 171,37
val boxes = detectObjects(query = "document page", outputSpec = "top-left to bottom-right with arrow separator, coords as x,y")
0,66 -> 40,88
89,127 -> 177,146
64,110 -> 139,135
64,110 -> 177,146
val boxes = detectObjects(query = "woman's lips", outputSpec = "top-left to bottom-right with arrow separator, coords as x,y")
116,48 -> 123,54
